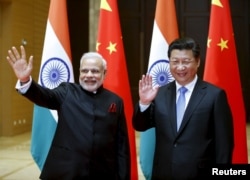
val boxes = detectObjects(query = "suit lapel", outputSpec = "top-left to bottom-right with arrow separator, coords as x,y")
166,82 -> 178,136
177,79 -> 207,134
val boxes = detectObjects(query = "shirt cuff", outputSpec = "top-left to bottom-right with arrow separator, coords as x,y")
15,77 -> 32,94
139,103 -> 150,112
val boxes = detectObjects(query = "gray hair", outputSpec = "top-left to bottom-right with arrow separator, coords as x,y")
80,52 -> 107,70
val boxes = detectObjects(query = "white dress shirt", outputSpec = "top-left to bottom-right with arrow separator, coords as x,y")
139,75 -> 198,112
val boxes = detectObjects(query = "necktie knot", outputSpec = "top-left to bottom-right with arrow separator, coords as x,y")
179,86 -> 187,94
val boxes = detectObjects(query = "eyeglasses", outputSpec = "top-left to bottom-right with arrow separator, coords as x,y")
169,58 -> 195,67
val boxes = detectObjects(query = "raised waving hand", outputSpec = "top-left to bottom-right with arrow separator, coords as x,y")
138,74 -> 159,105
6,46 -> 33,83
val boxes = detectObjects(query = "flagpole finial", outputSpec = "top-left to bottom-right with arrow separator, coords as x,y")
21,38 -> 27,46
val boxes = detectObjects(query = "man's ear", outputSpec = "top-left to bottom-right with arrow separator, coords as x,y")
197,58 -> 201,68
103,70 -> 107,77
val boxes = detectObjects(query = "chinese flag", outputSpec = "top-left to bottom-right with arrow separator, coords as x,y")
204,0 -> 248,163
96,0 -> 138,179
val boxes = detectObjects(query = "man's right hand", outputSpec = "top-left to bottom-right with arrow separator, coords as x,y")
139,74 -> 159,105
6,45 -> 33,83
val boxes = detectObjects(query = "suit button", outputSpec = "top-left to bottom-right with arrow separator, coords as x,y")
174,143 -> 177,147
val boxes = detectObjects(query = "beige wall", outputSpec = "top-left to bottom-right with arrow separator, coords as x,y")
0,0 -> 102,136
89,0 -> 100,51
0,0 -> 49,136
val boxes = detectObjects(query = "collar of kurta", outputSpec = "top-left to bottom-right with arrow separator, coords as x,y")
81,85 -> 104,96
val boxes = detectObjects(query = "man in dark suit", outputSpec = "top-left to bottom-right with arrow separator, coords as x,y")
6,46 -> 130,180
133,37 -> 234,179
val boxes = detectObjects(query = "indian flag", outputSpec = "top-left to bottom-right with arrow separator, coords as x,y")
139,0 -> 179,179
31,0 -> 74,170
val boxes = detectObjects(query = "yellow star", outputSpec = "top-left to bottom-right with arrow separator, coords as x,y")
100,0 -> 112,12
217,38 -> 228,51
207,38 -> 212,48
96,42 -> 101,51
106,41 -> 117,54
212,0 -> 223,7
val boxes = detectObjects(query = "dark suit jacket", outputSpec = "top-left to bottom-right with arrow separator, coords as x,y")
133,78 -> 234,179
23,81 -> 130,180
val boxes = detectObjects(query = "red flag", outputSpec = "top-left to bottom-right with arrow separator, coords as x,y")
96,0 -> 138,179
204,0 -> 248,163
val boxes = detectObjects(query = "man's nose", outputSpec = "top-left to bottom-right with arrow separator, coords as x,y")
176,63 -> 186,70
86,70 -> 94,76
